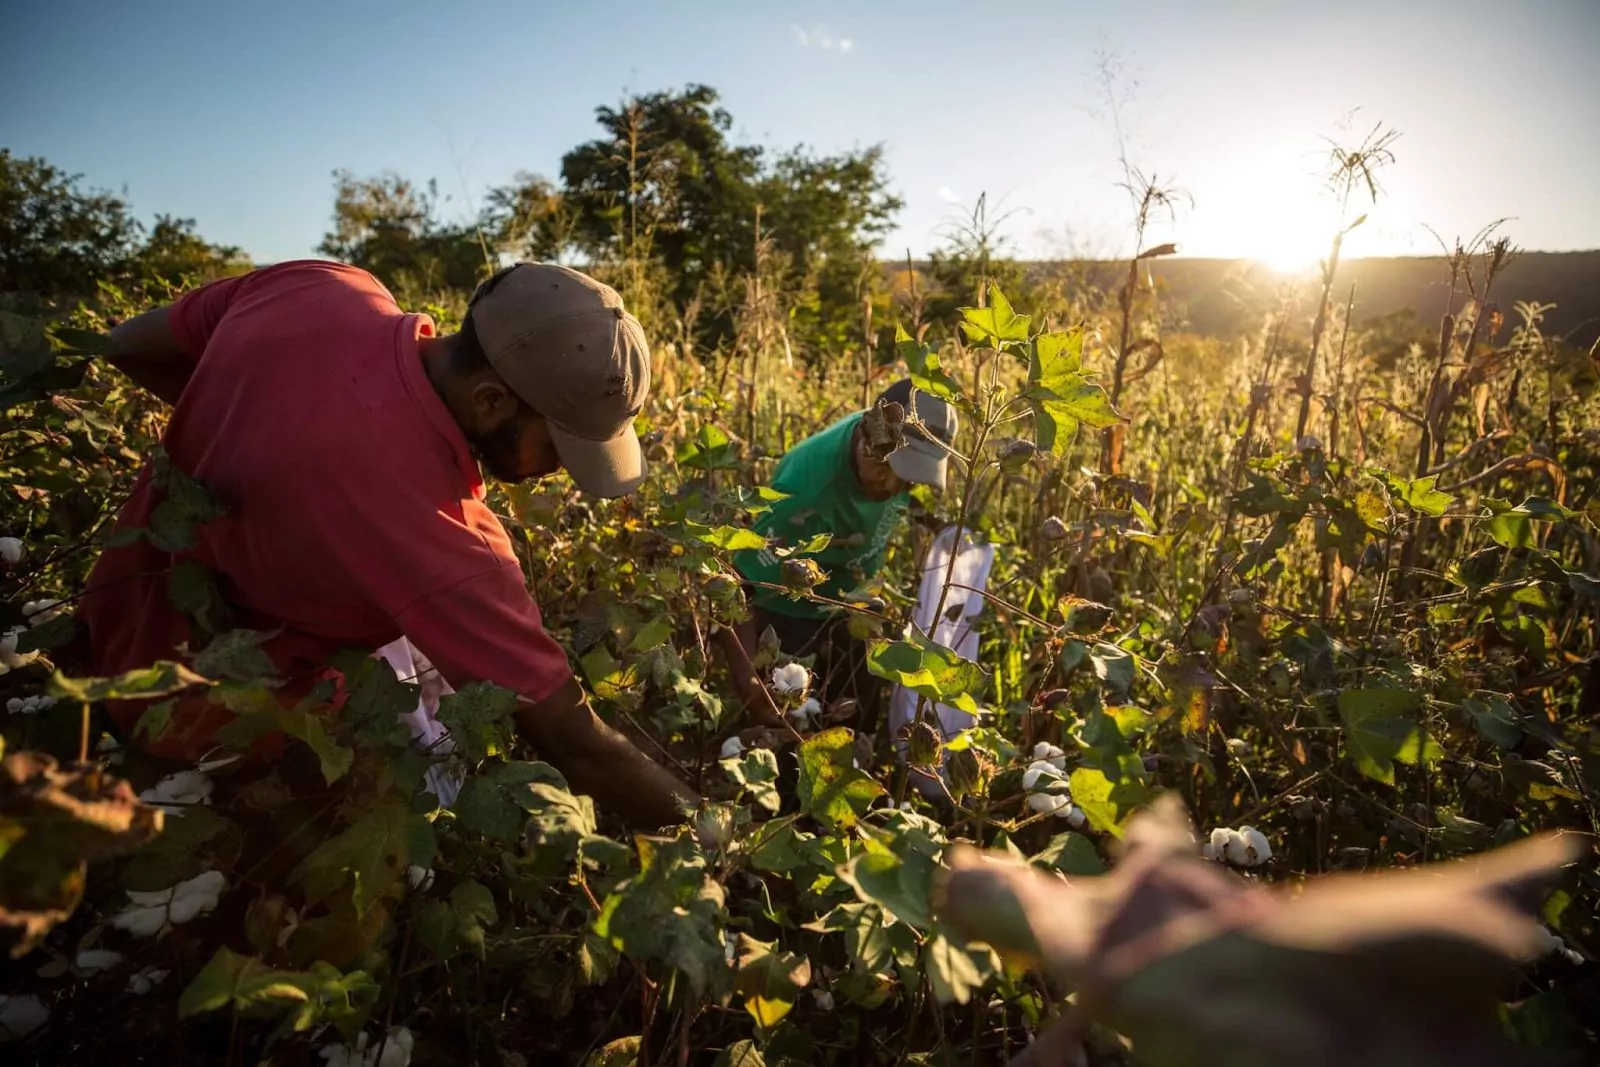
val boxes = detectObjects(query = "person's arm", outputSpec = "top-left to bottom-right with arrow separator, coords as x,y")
713,616 -> 784,728
513,676 -> 698,828
103,273 -> 250,405
105,306 -> 192,405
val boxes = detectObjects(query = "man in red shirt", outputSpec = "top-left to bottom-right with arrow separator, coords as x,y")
81,259 -> 698,829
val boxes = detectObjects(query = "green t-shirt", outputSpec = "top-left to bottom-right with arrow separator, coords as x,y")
734,411 -> 909,620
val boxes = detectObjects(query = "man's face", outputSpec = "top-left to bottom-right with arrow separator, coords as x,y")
468,406 -> 563,484
852,427 -> 909,501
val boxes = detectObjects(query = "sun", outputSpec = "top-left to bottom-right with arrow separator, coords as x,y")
1195,145 -> 1348,275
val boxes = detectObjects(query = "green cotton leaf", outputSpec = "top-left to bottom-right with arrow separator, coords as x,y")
896,325 -> 965,404
145,450 -> 228,553
1462,696 -> 1522,750
1337,687 -> 1441,786
732,935 -> 813,1030
685,520 -> 768,552
454,759 -> 561,841
177,947 -> 313,1020
837,839 -> 940,930
676,423 -> 739,472
771,532 -> 834,558
290,798 -> 437,917
746,819 -> 813,874
14,614 -> 78,655
134,699 -> 176,741
627,618 -> 674,652
192,629 -> 281,684
1031,832 -> 1105,875
272,704 -> 353,784
722,747 -> 782,813
866,629 -> 986,714
594,832 -> 726,994
1234,469 -> 1306,518
49,661 -> 210,703
435,682 -> 519,763
413,899 -> 459,960
925,932 -> 993,1005
1566,570 -> 1600,599
1383,473 -> 1455,517
1068,766 -> 1147,838
1514,497 -> 1578,521
1024,327 -> 1122,455
958,287 -> 1031,347
578,645 -> 641,703
450,879 -> 498,957
1089,642 -> 1135,695
523,781 -> 598,865
330,653 -> 416,749
796,727 -> 886,831
166,560 -> 231,634
1484,512 -> 1535,549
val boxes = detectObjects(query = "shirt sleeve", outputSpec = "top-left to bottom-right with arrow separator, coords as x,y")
168,274 -> 252,357
393,560 -> 573,705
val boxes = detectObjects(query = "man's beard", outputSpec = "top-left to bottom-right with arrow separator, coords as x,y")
467,417 -> 526,483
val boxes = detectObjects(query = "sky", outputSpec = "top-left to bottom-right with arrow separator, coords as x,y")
4,0 -> 1598,269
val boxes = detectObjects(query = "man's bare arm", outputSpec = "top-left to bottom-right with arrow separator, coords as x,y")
513,676 -> 699,829
105,306 -> 192,405
713,618 -> 784,728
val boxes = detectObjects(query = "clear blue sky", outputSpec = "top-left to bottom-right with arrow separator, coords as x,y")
5,0 -> 1597,266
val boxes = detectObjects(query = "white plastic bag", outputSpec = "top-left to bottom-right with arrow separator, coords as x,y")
374,637 -> 462,806
889,525 -> 995,759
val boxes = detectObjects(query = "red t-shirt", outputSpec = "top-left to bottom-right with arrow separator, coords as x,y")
79,260 -> 572,761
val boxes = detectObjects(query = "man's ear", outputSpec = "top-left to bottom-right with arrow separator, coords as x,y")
468,379 -> 521,424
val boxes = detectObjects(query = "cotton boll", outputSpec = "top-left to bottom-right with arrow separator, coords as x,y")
1031,742 -> 1067,770
139,769 -> 214,814
719,736 -> 745,759
1021,760 -> 1063,793
1238,826 -> 1272,866
109,904 -> 169,938
0,993 -> 49,1041
0,627 -> 38,669
5,698 -> 21,714
1208,827 -> 1235,858
374,1027 -> 414,1067
771,662 -> 810,695
813,990 -> 835,1011
1560,946 -> 1585,966
1221,829 -> 1253,867
74,949 -> 124,973
788,697 -> 821,729
126,967 -> 170,995
1053,801 -> 1081,821
407,866 -> 435,892
1027,791 -> 1070,815
1202,841 -> 1218,862
0,537 -> 23,566
1066,805 -> 1087,829
1225,737 -> 1252,758
22,599 -> 62,625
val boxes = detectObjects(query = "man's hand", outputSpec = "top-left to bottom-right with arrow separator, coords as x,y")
713,620 -> 785,728
512,676 -> 699,829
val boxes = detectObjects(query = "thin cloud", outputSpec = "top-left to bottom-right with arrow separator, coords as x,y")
792,23 -> 853,52
939,186 -> 962,204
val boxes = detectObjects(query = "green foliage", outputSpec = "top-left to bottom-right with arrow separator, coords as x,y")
434,682 -> 519,763
866,629 -> 986,714
795,728 -> 886,831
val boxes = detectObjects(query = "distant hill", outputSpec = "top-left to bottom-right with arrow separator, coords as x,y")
966,251 -> 1600,349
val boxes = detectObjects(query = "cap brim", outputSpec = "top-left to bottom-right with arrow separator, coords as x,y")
887,437 -> 948,491
548,420 -> 646,498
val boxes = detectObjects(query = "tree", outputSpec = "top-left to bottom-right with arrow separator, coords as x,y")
135,215 -> 248,287
0,150 -> 143,299
317,170 -> 488,305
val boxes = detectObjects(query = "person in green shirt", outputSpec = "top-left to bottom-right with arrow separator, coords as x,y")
718,378 -> 958,728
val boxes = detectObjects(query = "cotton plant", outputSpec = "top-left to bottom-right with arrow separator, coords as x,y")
5,694 -> 56,715
1021,760 -> 1086,827
1031,741 -> 1067,770
318,1026 -> 415,1067
768,662 -> 821,730
109,869 -> 227,938
1202,826 -> 1273,868
719,735 -> 746,759
788,697 -> 822,730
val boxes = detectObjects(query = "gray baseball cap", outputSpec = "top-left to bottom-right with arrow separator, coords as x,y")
875,377 -> 958,491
